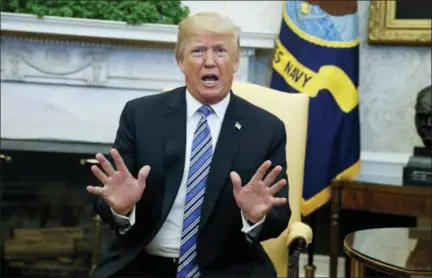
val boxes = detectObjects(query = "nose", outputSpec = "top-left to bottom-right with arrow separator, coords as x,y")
204,50 -> 216,68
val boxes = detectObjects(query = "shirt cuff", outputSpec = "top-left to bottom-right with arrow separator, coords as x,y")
240,211 -> 265,236
111,206 -> 136,232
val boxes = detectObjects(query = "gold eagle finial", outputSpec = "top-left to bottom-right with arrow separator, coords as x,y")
300,2 -> 310,15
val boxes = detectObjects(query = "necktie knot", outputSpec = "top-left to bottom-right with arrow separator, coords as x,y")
198,105 -> 212,118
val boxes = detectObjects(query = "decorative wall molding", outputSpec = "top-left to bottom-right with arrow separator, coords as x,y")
1,39 -> 109,85
0,37 -> 253,90
0,13 -> 277,49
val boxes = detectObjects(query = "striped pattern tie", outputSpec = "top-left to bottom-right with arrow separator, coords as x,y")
177,105 -> 213,278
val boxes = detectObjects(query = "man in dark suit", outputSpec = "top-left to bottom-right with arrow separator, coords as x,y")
87,11 -> 290,278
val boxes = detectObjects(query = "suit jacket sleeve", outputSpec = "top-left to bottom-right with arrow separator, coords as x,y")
255,120 -> 290,242
93,100 -> 137,233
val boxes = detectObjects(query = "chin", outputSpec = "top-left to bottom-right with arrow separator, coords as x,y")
198,85 -> 226,103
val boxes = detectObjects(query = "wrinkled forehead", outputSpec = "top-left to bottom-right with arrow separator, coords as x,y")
186,33 -> 236,48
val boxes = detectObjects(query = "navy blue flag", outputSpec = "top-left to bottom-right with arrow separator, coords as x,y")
270,0 -> 361,215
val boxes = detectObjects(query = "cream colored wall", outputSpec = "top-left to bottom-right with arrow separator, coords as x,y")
183,0 -> 432,154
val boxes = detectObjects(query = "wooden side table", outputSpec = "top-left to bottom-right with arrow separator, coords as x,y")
344,227 -> 432,278
330,180 -> 432,278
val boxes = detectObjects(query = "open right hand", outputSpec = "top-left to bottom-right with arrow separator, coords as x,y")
86,149 -> 150,216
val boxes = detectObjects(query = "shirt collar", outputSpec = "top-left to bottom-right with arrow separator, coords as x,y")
185,89 -> 230,119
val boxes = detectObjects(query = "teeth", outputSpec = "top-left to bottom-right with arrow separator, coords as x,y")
202,80 -> 217,87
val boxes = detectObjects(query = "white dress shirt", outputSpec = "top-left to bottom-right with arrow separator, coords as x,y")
111,90 -> 265,258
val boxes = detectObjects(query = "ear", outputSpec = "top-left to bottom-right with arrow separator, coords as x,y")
178,59 -> 185,73
233,54 -> 240,73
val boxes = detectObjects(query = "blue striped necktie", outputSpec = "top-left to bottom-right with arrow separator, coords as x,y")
177,105 -> 213,278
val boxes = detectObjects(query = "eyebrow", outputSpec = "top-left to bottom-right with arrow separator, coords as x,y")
192,42 -> 227,47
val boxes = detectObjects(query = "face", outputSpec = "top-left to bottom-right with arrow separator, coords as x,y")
415,89 -> 432,148
178,33 -> 239,105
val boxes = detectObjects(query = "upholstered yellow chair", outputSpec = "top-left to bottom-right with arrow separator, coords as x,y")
231,81 -> 313,278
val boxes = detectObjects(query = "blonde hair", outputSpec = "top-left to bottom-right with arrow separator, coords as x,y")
175,12 -> 241,62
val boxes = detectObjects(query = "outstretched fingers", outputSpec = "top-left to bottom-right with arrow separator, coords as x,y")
91,164 -> 109,185
271,196 -> 287,206
250,160 -> 272,183
95,153 -> 116,176
111,149 -> 130,174
230,171 -> 243,195
86,185 -> 105,196
268,179 -> 288,207
262,165 -> 283,187
267,178 -> 287,196
137,165 -> 151,186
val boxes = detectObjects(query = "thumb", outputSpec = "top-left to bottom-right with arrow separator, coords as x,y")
137,165 -> 151,187
230,171 -> 242,195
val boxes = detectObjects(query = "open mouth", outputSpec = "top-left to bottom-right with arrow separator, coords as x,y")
201,74 -> 219,87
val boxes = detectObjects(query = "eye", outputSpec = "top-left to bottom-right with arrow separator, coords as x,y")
191,47 -> 205,57
215,47 -> 227,53
214,47 -> 227,57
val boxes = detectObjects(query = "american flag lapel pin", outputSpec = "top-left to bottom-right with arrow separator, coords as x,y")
235,121 -> 242,130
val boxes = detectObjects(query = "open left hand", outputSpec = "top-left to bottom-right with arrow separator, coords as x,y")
231,160 -> 287,223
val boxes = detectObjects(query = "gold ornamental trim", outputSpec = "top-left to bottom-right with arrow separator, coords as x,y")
368,0 -> 431,46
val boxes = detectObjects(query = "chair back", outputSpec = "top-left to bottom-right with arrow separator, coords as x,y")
231,81 -> 309,224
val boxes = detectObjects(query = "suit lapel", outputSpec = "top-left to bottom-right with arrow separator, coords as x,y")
160,87 -> 187,222
199,93 -> 243,230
